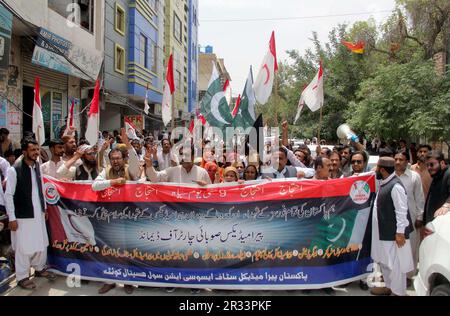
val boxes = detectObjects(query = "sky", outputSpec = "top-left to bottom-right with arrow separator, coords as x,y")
198,0 -> 397,96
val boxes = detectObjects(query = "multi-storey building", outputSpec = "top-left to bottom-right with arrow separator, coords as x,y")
0,0 -> 104,144
164,0 -> 190,124
103,0 -> 165,134
187,0 -> 198,114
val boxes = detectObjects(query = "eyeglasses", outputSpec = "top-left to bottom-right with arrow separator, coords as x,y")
351,160 -> 363,165
427,162 -> 438,168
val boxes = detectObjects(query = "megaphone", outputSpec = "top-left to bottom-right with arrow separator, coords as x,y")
337,124 -> 359,143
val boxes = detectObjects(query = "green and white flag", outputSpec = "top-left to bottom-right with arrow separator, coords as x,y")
310,207 -> 371,250
200,63 -> 234,134
233,67 -> 257,131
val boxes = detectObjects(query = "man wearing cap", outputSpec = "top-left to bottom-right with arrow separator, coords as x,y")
57,145 -> 100,181
371,157 -> 414,296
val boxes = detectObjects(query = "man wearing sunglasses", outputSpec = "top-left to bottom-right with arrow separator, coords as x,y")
424,151 -> 450,225
349,151 -> 368,176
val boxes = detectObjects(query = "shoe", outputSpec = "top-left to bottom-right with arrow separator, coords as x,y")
18,278 -> 36,290
407,278 -> 413,288
34,269 -> 57,281
165,287 -> 176,293
323,287 -> 335,295
124,285 -> 134,295
302,290 -> 312,294
370,287 -> 392,296
190,288 -> 201,294
98,283 -> 116,294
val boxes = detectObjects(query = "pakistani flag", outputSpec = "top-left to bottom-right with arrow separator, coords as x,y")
233,67 -> 257,130
310,209 -> 366,250
200,63 -> 234,135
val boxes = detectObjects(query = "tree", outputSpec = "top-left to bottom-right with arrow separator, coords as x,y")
346,60 -> 449,142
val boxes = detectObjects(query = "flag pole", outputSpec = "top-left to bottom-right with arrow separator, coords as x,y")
171,94 -> 175,133
317,104 -> 323,142
274,71 -> 279,128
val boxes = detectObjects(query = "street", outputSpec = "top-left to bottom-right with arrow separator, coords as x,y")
2,274 -> 417,296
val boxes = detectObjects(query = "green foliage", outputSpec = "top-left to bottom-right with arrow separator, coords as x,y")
259,0 -> 449,143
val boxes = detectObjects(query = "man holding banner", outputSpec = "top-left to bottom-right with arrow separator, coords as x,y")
5,138 -> 56,290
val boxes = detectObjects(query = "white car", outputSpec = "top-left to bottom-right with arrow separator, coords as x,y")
367,155 -> 379,171
415,213 -> 450,296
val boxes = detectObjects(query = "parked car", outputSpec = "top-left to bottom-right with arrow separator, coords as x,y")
414,213 -> 450,296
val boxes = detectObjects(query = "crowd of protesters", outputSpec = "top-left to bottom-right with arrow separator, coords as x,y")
0,122 -> 448,296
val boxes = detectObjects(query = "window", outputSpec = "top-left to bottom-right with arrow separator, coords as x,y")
173,14 -> 182,43
115,3 -> 125,36
151,41 -> 157,73
139,34 -> 148,68
175,70 -> 182,93
48,0 -> 94,33
115,44 -> 125,74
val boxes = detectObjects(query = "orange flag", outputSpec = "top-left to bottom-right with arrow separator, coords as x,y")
342,41 -> 365,54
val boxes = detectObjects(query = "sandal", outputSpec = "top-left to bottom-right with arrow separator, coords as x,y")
34,269 -> 57,281
18,278 -> 37,290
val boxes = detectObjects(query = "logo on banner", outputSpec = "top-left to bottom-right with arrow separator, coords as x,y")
44,182 -> 60,204
349,181 -> 371,205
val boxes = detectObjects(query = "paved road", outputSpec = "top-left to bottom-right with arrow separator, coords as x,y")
2,275 -> 417,296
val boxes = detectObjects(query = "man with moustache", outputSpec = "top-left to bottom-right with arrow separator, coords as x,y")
394,151 -> 424,284
329,152 -> 343,179
411,144 -> 433,199
91,132 -> 140,295
313,156 -> 331,181
145,144 -> 210,186
371,157 -> 413,296
40,140 -> 65,179
62,135 -> 82,168
57,145 -> 100,181
155,138 -> 179,171
4,138 -> 56,290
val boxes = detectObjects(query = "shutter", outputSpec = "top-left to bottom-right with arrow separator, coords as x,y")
22,52 -> 68,91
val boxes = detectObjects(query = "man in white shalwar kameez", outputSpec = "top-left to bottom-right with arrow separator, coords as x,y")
394,151 -> 425,280
5,138 -> 56,290
371,157 -> 414,296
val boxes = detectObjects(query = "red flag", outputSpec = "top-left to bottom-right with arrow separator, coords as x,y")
269,31 -> 278,72
196,109 -> 206,125
162,54 -> 175,126
188,119 -> 195,134
232,94 -> 241,117
33,77 -> 45,145
223,79 -> 232,105
63,99 -> 75,136
85,79 -> 101,146
68,99 -> 74,127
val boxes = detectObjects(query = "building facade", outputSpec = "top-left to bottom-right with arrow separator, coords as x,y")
198,49 -> 231,104
164,0 -> 190,123
187,0 -> 199,114
103,0 -> 165,135
0,0 -> 104,145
